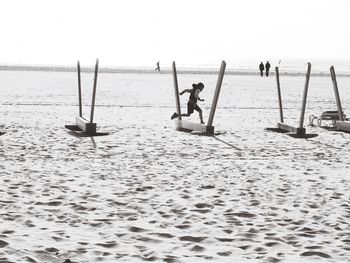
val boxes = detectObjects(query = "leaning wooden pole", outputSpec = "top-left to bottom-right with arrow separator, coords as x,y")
275,66 -> 284,123
207,60 -> 226,126
330,66 -> 344,121
90,59 -> 99,124
172,61 -> 182,120
298,62 -> 311,129
77,61 -> 83,118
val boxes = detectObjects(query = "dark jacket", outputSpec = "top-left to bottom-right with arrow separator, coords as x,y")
259,63 -> 264,71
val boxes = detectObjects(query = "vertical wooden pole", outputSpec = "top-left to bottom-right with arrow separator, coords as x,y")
90,59 -> 99,124
172,61 -> 182,120
299,62 -> 311,129
207,61 -> 226,126
77,61 -> 83,117
275,67 -> 284,123
330,66 -> 344,121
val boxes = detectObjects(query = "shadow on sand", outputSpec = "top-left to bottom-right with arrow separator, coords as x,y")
189,131 -> 243,151
66,130 -> 110,149
265,127 -> 318,139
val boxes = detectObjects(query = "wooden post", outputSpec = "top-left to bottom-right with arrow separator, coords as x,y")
275,66 -> 284,123
207,61 -> 226,126
330,66 -> 344,121
77,61 -> 82,117
298,62 -> 311,129
90,59 -> 99,124
172,61 -> 182,120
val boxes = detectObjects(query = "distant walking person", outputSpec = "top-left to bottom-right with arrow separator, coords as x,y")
259,62 -> 264,77
155,61 -> 160,71
265,61 -> 271,77
171,82 -> 205,124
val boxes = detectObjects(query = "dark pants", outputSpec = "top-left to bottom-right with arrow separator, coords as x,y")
187,101 -> 201,115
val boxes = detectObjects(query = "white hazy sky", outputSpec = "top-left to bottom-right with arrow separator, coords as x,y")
1,0 -> 349,67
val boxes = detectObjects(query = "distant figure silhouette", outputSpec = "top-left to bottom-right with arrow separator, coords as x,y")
155,61 -> 160,71
259,62 -> 264,77
171,82 -> 205,124
265,61 -> 271,77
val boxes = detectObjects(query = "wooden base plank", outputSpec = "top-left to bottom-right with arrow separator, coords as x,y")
336,121 -> 350,132
277,122 -> 306,135
175,120 -> 214,134
76,116 -> 97,135
65,116 -> 107,136
65,125 -> 83,132
65,124 -> 109,137
266,122 -> 317,138
265,127 -> 289,133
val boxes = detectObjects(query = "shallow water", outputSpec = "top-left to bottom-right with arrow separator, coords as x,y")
0,70 -> 350,262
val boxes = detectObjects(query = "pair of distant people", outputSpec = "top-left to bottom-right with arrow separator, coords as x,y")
259,61 -> 271,77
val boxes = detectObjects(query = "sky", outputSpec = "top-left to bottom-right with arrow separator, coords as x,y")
1,0 -> 349,67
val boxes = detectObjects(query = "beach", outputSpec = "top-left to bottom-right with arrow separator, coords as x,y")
1,67 -> 350,263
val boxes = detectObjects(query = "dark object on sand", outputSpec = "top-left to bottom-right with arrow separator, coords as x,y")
171,60 -> 226,135
266,62 -> 317,138
65,59 -> 108,137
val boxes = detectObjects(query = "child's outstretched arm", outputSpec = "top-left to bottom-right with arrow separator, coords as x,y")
180,89 -> 192,95
198,97 -> 204,101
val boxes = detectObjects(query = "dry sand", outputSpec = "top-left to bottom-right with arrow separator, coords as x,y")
0,69 -> 350,262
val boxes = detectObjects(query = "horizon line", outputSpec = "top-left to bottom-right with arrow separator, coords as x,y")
0,63 -> 349,77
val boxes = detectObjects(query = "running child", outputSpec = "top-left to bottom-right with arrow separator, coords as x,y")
171,82 -> 205,124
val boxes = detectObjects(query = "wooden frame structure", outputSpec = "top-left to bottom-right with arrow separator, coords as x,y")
330,66 -> 350,132
309,110 -> 346,128
172,61 -> 226,134
65,59 -> 108,136
309,66 -> 349,130
266,62 -> 316,138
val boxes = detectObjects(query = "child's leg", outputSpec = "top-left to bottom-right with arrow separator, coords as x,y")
171,102 -> 194,119
199,111 -> 204,124
171,112 -> 191,120
181,102 -> 194,117
194,105 -> 204,124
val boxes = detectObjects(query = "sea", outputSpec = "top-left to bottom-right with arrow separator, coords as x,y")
1,58 -> 350,76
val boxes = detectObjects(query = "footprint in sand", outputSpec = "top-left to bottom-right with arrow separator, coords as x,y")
217,251 -> 232,256
194,203 -> 213,209
232,211 -> 256,218
179,236 -> 207,242
191,245 -> 205,252
265,256 -> 281,262
300,251 -> 331,258
95,241 -> 118,248
128,226 -> 147,233
0,240 -> 9,248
